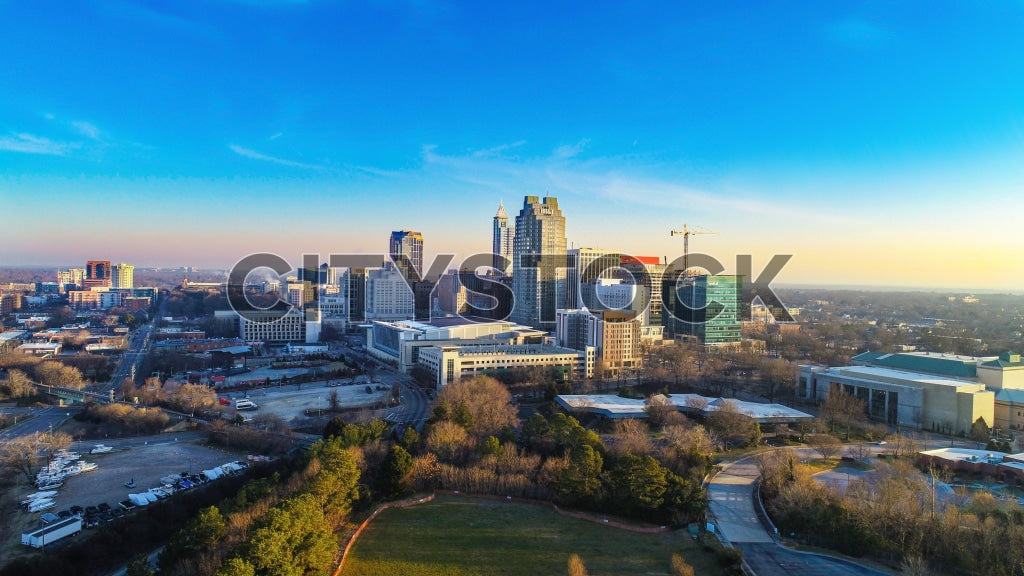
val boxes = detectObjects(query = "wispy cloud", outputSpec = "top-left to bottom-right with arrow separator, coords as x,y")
229,144 -> 322,169
472,140 -> 527,158
419,143 -> 836,221
552,138 -> 589,159
268,132 -> 284,141
72,121 -> 101,140
0,133 -> 79,156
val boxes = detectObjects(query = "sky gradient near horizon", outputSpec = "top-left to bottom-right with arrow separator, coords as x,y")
2,1 -> 1023,291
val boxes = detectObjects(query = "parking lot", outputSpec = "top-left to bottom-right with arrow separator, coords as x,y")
2,437 -> 243,562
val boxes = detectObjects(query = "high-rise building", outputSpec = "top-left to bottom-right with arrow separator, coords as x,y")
581,278 -> 650,325
286,281 -> 314,309
492,202 -> 513,275
365,265 -> 415,321
621,256 -> 667,327
556,308 -> 641,377
566,247 -> 621,309
344,268 -> 367,323
389,230 -> 424,281
85,260 -> 112,289
111,263 -> 135,289
510,196 -> 567,332
665,274 -> 742,346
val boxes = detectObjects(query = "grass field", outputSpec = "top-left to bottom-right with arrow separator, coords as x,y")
341,495 -> 725,576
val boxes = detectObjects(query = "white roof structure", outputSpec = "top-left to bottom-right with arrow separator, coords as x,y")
556,393 -> 813,423
919,447 -> 1007,464
667,394 -> 813,423
834,365 -> 979,389
555,394 -> 649,418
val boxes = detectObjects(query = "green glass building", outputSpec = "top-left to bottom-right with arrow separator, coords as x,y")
664,274 -> 742,345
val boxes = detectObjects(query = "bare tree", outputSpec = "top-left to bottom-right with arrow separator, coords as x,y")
0,436 -> 38,481
707,400 -> 760,448
758,357 -> 797,402
608,418 -> 653,458
808,433 -> 842,461
1,368 -> 36,398
846,442 -> 873,464
901,555 -> 930,576
172,383 -> 216,416
38,431 -> 73,466
35,361 -> 84,390
137,376 -> 164,406
435,375 -> 518,438
643,394 -> 676,429
119,377 -> 137,402
819,387 -> 865,440
425,420 -> 471,463
756,448 -> 800,496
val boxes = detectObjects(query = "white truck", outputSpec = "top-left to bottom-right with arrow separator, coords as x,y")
21,517 -> 82,548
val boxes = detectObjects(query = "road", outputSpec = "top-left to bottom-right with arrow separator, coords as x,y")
333,341 -> 431,430
707,450 -> 893,576
0,406 -> 80,441
386,375 -> 430,430
105,292 -> 166,394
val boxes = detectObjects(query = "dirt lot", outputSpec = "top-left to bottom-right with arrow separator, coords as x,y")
1,436 -> 246,564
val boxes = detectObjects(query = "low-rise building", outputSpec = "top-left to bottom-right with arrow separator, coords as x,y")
366,317 -> 546,372
15,342 -> 62,357
798,364 -> 993,435
419,343 -> 594,388
215,309 -> 320,344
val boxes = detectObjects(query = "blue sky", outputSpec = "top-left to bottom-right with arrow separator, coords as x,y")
2,1 -> 1023,290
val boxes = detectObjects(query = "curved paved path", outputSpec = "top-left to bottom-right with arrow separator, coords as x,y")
707,452 -> 892,576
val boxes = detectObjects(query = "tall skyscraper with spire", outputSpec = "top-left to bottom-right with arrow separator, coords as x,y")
492,201 -> 513,274
510,196 -> 567,331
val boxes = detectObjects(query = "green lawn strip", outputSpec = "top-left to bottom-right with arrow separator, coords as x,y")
341,495 -> 722,576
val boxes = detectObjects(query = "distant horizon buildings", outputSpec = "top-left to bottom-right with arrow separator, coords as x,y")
84,260 -> 111,289
56,268 -> 85,291
112,263 -> 134,290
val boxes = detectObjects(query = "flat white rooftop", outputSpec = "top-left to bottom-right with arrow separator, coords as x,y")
667,394 -> 813,421
834,365 -> 981,388
920,447 -> 1008,463
555,395 -> 648,418
556,393 -> 813,422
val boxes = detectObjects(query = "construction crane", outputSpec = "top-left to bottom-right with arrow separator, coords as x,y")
670,224 -> 718,275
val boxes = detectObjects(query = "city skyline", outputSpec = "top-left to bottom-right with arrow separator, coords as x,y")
2,2 -> 1023,291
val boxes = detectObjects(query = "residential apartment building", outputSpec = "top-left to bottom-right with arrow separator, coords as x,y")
111,263 -> 134,289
